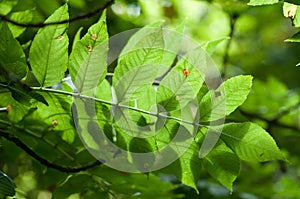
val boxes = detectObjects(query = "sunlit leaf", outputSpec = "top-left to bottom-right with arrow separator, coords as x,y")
157,47 -> 206,112
220,122 -> 285,162
0,0 -> 17,15
113,25 -> 164,103
29,4 -> 69,87
248,0 -> 279,6
8,10 -> 33,37
199,75 -> 252,121
69,11 -> 108,94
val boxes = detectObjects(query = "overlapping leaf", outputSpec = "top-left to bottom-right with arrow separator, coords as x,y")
113,25 -> 164,103
156,47 -> 206,112
69,11 -> 108,94
199,75 -> 252,121
0,22 -> 27,81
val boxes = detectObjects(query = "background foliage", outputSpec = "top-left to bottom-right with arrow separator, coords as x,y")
0,0 -> 299,198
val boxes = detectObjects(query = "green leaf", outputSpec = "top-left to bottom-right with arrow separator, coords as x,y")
72,27 -> 83,52
52,174 -> 110,199
220,122 -> 285,162
201,141 -> 240,191
8,10 -> 33,38
285,31 -> 300,42
199,75 -> 253,121
248,0 -> 279,6
171,140 -> 202,192
0,170 -> 16,197
283,2 -> 300,27
0,0 -> 17,15
0,90 -> 31,123
156,47 -> 206,112
69,11 -> 108,94
91,166 -> 180,199
201,37 -> 229,56
113,26 -> 164,103
29,4 -> 69,87
38,92 -> 75,143
129,137 -> 156,172
0,22 -> 28,81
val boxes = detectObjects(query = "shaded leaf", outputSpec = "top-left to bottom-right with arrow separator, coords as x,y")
0,170 -> 15,197
0,22 -> 27,81
285,30 -> 300,42
201,140 -> 240,191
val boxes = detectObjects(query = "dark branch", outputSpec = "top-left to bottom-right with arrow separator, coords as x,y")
0,0 -> 114,28
0,130 -> 103,173
222,13 -> 239,79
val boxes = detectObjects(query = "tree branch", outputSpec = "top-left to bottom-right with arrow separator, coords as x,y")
222,13 -> 239,79
0,130 -> 102,173
0,0 -> 114,28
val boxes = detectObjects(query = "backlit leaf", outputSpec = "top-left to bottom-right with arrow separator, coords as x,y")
29,4 -> 69,87
69,11 -> 108,94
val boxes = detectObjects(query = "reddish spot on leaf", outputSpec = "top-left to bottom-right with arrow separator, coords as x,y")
57,35 -> 64,40
87,45 -> 92,52
182,69 -> 190,77
51,119 -> 58,128
90,33 -> 98,42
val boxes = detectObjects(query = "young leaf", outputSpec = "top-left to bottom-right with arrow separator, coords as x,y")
156,47 -> 206,112
0,22 -> 28,81
29,4 -> 69,87
199,75 -> 253,121
113,26 -> 164,103
220,122 -> 285,162
201,140 -> 240,191
69,11 -> 108,94
248,0 -> 279,6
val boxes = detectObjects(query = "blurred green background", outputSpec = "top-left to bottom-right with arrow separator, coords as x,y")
0,0 -> 299,198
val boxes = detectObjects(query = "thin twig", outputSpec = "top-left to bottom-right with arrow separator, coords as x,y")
0,0 -> 114,28
0,129 -> 102,173
222,13 -> 239,79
